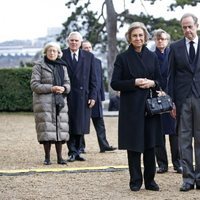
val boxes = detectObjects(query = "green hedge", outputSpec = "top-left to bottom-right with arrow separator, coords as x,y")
0,68 -> 33,112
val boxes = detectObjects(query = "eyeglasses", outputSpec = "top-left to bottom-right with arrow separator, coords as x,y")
47,49 -> 58,53
156,38 -> 168,41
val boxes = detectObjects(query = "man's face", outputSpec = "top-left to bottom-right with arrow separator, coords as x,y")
67,34 -> 82,52
82,42 -> 92,52
181,16 -> 198,40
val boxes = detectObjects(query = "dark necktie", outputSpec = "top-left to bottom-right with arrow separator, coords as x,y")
72,53 -> 77,67
189,41 -> 195,62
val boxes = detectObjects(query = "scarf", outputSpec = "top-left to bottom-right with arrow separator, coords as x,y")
155,47 -> 167,68
44,56 -> 67,114
44,56 -> 67,86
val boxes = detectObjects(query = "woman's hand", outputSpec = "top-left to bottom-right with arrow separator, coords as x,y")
51,86 -> 65,94
156,90 -> 166,96
135,78 -> 155,89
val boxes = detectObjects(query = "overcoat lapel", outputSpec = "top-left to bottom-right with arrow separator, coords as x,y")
178,38 -> 194,72
126,45 -> 149,78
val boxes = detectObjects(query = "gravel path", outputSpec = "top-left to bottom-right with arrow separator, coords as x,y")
0,113 -> 199,200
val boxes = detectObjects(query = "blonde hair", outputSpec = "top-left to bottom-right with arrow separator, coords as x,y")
125,22 -> 149,44
43,42 -> 63,58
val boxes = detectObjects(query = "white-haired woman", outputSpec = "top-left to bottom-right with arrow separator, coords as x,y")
111,22 -> 163,191
31,42 -> 70,165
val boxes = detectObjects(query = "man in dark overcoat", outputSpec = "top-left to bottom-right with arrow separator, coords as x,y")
168,13 -> 200,191
62,32 -> 97,162
79,40 -> 116,153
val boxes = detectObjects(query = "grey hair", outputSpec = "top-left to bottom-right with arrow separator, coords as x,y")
66,31 -> 83,42
125,22 -> 149,44
180,13 -> 198,25
43,42 -> 63,58
153,28 -> 171,41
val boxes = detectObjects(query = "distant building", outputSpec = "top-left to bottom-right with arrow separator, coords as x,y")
0,27 -> 63,68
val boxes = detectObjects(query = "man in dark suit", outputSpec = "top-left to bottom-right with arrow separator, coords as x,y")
80,40 -> 116,153
62,32 -> 97,162
168,13 -> 200,191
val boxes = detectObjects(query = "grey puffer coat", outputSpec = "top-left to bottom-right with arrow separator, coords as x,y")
30,59 -> 70,143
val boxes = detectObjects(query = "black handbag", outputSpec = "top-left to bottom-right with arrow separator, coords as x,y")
55,94 -> 65,114
146,89 -> 173,116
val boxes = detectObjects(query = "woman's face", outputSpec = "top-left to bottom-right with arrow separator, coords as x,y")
46,46 -> 59,60
130,28 -> 145,52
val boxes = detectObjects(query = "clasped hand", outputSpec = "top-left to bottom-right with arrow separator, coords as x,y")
51,86 -> 65,94
135,78 -> 155,89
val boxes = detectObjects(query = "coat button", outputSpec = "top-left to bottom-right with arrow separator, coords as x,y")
80,86 -> 83,89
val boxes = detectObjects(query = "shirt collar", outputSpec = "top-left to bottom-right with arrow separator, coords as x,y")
70,49 -> 79,56
185,36 -> 198,45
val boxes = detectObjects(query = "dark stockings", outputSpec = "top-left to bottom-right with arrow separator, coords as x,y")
43,141 -> 66,164
43,142 -> 51,164
56,142 -> 67,164
55,141 -> 63,161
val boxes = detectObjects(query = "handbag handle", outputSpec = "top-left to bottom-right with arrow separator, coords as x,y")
149,87 -> 163,98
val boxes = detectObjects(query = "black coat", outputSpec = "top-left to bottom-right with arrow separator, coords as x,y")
111,45 -> 163,152
62,48 -> 97,135
155,47 -> 176,135
91,57 -> 105,118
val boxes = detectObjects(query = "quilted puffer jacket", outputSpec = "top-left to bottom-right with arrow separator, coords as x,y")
30,59 -> 70,143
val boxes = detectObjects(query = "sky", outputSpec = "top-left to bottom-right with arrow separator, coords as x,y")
0,0 -> 200,43
0,0 -> 68,42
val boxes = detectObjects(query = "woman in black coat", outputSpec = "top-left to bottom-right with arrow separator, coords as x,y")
111,22 -> 163,192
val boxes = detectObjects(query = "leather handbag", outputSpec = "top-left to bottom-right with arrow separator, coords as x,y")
55,94 -> 65,114
146,89 -> 173,116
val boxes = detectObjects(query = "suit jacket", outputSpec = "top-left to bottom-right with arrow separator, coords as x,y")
168,37 -> 200,114
62,48 -> 97,135
91,57 -> 105,118
111,44 -> 163,152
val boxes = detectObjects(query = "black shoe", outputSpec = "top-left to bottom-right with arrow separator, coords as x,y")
174,166 -> 183,174
145,182 -> 159,191
75,155 -> 86,161
57,159 -> 67,165
157,167 -> 168,174
43,159 -> 51,165
67,155 -> 76,162
180,183 -> 194,191
130,185 -> 140,192
100,146 -> 117,153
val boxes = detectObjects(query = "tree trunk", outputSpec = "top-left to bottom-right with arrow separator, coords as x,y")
105,0 -> 118,96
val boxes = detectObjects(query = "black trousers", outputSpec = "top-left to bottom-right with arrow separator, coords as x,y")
156,134 -> 180,170
127,148 -> 156,188
80,117 -> 110,151
67,134 -> 82,156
